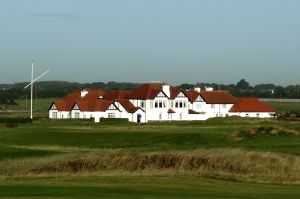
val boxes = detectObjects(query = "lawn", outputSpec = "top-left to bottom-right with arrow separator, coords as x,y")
0,118 -> 299,198
0,176 -> 299,199
267,101 -> 300,112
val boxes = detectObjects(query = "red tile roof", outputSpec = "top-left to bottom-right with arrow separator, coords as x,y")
52,88 -> 106,111
104,90 -> 132,100
127,83 -> 163,99
229,102 -> 276,113
200,91 -> 238,104
93,100 -> 116,112
169,87 -> 181,99
73,100 -> 116,112
116,99 -> 141,113
185,91 -> 201,102
51,100 -> 67,111
238,98 -> 259,103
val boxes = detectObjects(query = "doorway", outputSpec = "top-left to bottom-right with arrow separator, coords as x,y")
137,114 -> 142,123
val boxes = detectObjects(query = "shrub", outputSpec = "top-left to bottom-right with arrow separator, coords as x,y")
0,117 -> 32,124
239,126 -> 299,138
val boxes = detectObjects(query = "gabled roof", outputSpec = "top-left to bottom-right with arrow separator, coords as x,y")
50,100 -> 67,111
169,87 -> 181,99
185,91 -> 201,102
72,100 -> 118,112
94,100 -> 117,112
51,88 -> 106,112
116,99 -> 143,113
200,91 -> 238,104
127,83 -> 163,100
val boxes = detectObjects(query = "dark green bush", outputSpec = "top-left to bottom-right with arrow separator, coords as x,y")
0,117 -> 32,124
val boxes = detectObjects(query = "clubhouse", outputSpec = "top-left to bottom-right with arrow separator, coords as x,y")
49,83 -> 276,123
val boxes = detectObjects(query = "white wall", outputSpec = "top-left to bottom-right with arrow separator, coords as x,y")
49,110 -> 70,119
229,112 -> 275,118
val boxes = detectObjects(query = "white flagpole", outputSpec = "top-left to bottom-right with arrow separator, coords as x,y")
31,61 -> 34,119
24,61 -> 49,120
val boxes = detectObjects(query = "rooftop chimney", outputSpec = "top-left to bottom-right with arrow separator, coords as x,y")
194,87 -> 201,93
81,89 -> 88,97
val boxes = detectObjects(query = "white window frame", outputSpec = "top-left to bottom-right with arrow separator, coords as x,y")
52,112 -> 57,119
108,113 -> 116,118
74,112 -> 80,119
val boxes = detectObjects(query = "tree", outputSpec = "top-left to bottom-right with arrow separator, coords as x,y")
236,79 -> 250,90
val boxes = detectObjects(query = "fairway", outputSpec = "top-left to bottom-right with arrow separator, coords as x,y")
0,176 -> 300,199
0,118 -> 299,198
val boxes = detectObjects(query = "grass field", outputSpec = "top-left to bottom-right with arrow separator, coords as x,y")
0,117 -> 299,198
0,176 -> 300,199
267,101 -> 300,112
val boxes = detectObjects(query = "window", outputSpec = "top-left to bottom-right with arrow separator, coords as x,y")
159,101 -> 163,108
175,101 -> 178,108
179,102 -> 183,108
159,114 -> 162,120
140,101 -> 145,108
52,112 -> 57,119
211,104 -> 215,108
183,102 -> 186,108
222,104 -> 226,108
155,101 -> 158,108
75,112 -> 80,119
163,101 -> 166,108
108,113 -> 115,118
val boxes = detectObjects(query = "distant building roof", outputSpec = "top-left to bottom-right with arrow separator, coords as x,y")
200,91 -> 237,104
229,98 -> 276,113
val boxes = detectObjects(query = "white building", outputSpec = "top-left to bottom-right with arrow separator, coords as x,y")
49,83 -> 276,123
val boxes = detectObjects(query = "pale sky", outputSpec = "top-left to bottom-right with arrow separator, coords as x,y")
0,0 -> 300,85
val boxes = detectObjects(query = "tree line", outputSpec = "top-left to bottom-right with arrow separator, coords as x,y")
0,79 -> 299,105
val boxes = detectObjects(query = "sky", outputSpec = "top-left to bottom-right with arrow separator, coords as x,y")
0,0 -> 300,86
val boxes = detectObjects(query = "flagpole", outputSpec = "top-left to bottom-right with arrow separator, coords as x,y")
31,61 -> 33,119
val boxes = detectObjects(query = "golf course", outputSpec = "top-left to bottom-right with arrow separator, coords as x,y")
0,113 -> 299,198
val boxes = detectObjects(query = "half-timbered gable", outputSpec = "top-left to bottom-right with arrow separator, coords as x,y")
49,83 -> 276,123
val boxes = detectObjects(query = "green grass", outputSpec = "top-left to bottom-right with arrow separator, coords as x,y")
0,119 -> 299,154
0,118 -> 299,198
0,145 -> 58,160
0,176 -> 299,199
2,98 -> 58,118
267,101 -> 300,112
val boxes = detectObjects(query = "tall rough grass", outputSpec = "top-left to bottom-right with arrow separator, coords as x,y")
0,148 -> 299,184
239,126 -> 299,138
